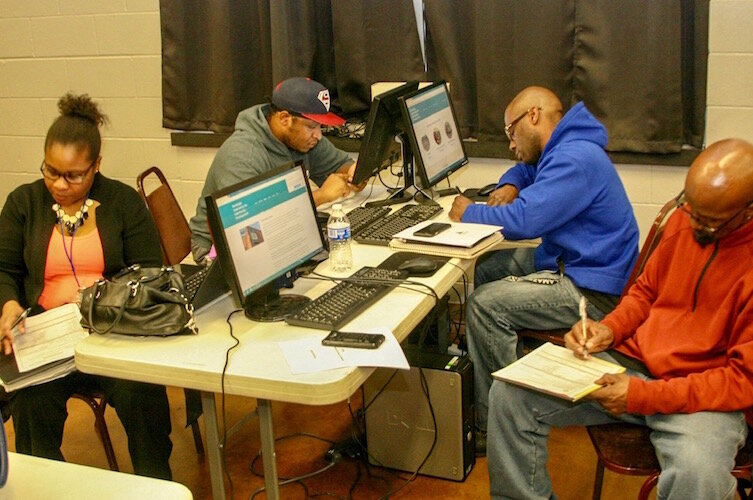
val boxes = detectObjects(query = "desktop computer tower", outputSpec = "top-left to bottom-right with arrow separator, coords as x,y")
364,346 -> 475,481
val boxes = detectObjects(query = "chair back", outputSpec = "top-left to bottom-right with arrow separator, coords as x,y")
136,166 -> 192,266
619,193 -> 681,299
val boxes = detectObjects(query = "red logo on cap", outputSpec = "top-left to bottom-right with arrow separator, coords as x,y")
317,90 -> 330,111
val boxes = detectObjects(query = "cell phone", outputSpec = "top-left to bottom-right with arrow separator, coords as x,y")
413,222 -> 451,237
322,330 -> 385,349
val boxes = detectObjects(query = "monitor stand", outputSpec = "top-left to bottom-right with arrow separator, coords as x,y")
365,134 -> 437,208
243,284 -> 311,322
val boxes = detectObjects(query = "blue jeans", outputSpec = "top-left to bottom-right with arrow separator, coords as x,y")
467,247 -> 606,431
487,355 -> 748,500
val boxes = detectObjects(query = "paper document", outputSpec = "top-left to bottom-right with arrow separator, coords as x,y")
317,184 -> 391,212
392,220 -> 503,248
11,304 -> 88,373
492,342 -> 625,401
279,327 -> 409,374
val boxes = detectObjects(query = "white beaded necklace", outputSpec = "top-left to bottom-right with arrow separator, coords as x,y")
53,198 -> 93,235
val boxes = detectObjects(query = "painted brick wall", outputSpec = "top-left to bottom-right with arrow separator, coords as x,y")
1,0 -> 751,243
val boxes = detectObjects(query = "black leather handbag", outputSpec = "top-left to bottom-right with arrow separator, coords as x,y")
79,265 -> 197,336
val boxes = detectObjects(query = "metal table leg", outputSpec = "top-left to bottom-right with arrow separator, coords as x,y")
201,391 -> 225,500
257,398 -> 279,499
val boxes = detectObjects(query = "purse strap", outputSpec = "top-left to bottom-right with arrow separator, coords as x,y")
87,279 -> 136,335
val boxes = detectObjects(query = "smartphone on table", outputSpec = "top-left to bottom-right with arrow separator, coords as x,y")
322,330 -> 385,349
413,222 -> 451,238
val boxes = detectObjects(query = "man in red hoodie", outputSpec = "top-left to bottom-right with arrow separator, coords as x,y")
487,138 -> 753,499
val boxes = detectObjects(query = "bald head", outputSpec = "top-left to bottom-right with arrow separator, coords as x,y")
504,87 -> 565,164
507,87 -> 564,125
686,138 -> 753,213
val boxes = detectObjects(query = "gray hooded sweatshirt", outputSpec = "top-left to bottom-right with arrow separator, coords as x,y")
189,103 -> 352,252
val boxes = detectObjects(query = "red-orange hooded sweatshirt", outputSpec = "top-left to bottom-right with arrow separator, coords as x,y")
602,210 -> 753,424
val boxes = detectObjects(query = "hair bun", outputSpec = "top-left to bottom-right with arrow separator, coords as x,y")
57,93 -> 108,127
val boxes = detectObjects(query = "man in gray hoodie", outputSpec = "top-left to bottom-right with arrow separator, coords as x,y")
189,77 -> 358,261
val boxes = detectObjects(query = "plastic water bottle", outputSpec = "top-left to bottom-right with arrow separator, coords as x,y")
327,203 -> 353,272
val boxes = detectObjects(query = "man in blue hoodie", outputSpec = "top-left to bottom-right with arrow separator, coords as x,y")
189,77 -> 359,261
449,86 -> 639,454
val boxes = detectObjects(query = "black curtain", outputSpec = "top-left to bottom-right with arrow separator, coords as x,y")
330,0 -> 426,115
269,1 -> 338,96
160,0 -> 271,133
160,0 -> 708,153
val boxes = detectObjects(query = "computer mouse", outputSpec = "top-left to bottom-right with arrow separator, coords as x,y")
397,256 -> 440,276
477,183 -> 498,197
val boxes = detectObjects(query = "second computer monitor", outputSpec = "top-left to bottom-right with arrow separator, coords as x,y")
351,81 -> 419,186
205,162 -> 325,321
400,81 -> 468,190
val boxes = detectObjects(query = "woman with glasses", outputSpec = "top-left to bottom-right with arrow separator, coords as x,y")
0,93 -> 173,479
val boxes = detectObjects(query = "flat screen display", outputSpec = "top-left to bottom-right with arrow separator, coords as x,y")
206,163 -> 325,306
352,81 -> 418,185
400,81 -> 468,188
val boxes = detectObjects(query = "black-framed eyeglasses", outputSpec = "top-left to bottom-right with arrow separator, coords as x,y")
677,192 -> 753,234
40,160 -> 96,185
504,106 -> 541,141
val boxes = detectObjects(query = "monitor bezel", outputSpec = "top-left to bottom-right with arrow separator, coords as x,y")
398,80 -> 468,190
204,161 -> 325,310
351,81 -> 419,186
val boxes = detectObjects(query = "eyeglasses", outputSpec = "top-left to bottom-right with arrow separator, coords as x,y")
504,107 -> 541,141
40,160 -> 95,185
677,193 -> 753,234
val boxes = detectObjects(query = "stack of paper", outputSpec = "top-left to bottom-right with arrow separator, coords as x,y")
0,304 -> 87,392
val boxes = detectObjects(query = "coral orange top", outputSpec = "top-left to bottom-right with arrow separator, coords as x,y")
38,228 -> 105,311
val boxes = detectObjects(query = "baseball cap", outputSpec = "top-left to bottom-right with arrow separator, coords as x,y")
272,77 -> 345,127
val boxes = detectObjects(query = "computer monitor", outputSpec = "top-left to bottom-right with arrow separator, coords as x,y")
399,81 -> 468,193
352,81 -> 419,187
205,162 -> 325,321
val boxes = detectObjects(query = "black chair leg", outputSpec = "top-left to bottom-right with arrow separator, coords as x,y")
592,460 -> 604,500
191,420 -> 205,458
738,477 -> 751,500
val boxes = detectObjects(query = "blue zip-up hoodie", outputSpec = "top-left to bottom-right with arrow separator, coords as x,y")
462,102 -> 639,295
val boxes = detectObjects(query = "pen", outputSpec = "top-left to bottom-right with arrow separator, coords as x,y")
579,296 -> 588,356
9,307 -> 32,332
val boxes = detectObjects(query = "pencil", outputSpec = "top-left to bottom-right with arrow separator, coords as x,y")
579,296 -> 588,355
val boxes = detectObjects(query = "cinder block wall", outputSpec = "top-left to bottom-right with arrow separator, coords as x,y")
1,0 -> 751,244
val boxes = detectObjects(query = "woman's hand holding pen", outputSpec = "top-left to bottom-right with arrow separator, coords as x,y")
564,318 -> 614,360
0,300 -> 26,355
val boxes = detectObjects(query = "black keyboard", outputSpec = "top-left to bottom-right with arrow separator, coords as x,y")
346,206 -> 391,235
285,266 -> 407,330
183,265 -> 210,299
353,203 -> 443,246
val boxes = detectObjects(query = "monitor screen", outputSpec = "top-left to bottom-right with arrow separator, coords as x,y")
351,81 -> 419,186
205,162 -> 325,320
400,81 -> 468,189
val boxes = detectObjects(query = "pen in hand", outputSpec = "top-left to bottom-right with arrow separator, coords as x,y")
579,296 -> 589,356
9,307 -> 32,333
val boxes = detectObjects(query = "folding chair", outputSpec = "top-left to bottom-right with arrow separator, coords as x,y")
136,166 -> 205,457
